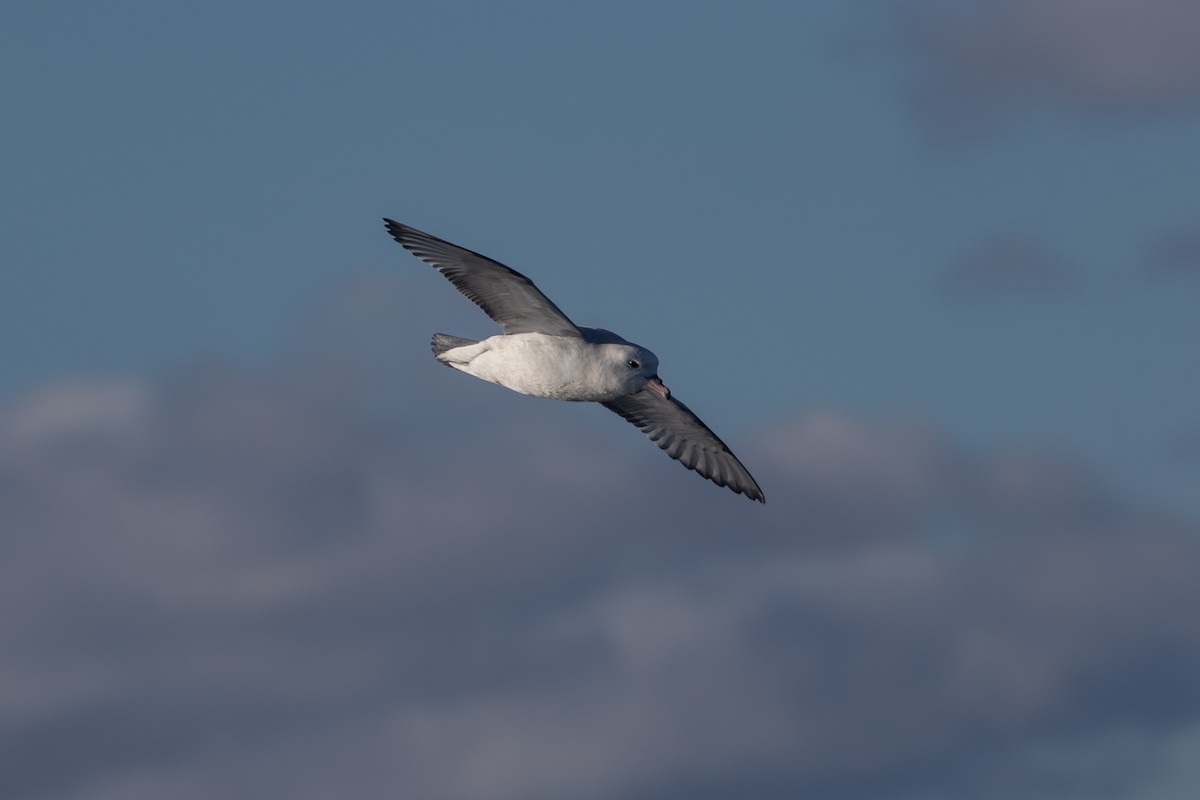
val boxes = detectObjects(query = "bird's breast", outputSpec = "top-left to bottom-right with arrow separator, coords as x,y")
462,334 -> 625,402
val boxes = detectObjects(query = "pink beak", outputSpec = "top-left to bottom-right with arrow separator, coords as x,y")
646,375 -> 671,399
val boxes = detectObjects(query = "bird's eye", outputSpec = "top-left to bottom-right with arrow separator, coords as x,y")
627,359 -> 640,369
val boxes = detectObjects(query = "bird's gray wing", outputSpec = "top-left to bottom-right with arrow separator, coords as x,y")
603,390 -> 765,503
384,219 -> 582,338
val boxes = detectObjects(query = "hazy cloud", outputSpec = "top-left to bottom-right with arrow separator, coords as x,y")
1169,432 -> 1200,467
898,0 -> 1200,136
3,275 -> 1199,799
1148,226 -> 1200,278
943,235 -> 1076,297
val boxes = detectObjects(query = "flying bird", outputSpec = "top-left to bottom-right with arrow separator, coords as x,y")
384,219 -> 764,503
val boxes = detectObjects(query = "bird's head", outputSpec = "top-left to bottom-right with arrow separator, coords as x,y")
609,343 -> 669,399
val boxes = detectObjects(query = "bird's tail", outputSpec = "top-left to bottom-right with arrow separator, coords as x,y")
431,333 -> 477,359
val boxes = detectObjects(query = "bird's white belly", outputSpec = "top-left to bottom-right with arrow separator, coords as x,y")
440,333 -> 623,401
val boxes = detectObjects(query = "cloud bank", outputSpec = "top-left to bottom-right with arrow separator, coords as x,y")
3,275 -> 1199,800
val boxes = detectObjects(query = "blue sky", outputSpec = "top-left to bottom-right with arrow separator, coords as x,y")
5,0 -> 1198,514
4,2 -> 1200,798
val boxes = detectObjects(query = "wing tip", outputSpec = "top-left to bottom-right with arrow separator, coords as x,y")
725,475 -> 766,504
382,217 -> 409,244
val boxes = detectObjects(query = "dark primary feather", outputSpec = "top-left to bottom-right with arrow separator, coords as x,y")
383,219 -> 582,338
603,390 -> 765,503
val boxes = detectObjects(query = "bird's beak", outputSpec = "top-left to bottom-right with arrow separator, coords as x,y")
646,375 -> 670,399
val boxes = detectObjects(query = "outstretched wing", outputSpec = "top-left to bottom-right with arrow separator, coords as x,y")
384,219 -> 582,338
603,390 -> 765,503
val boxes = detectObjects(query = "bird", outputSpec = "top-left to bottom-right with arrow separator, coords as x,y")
383,219 -> 765,503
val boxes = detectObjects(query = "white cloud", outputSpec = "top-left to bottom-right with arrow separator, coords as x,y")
0,379 -> 150,447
